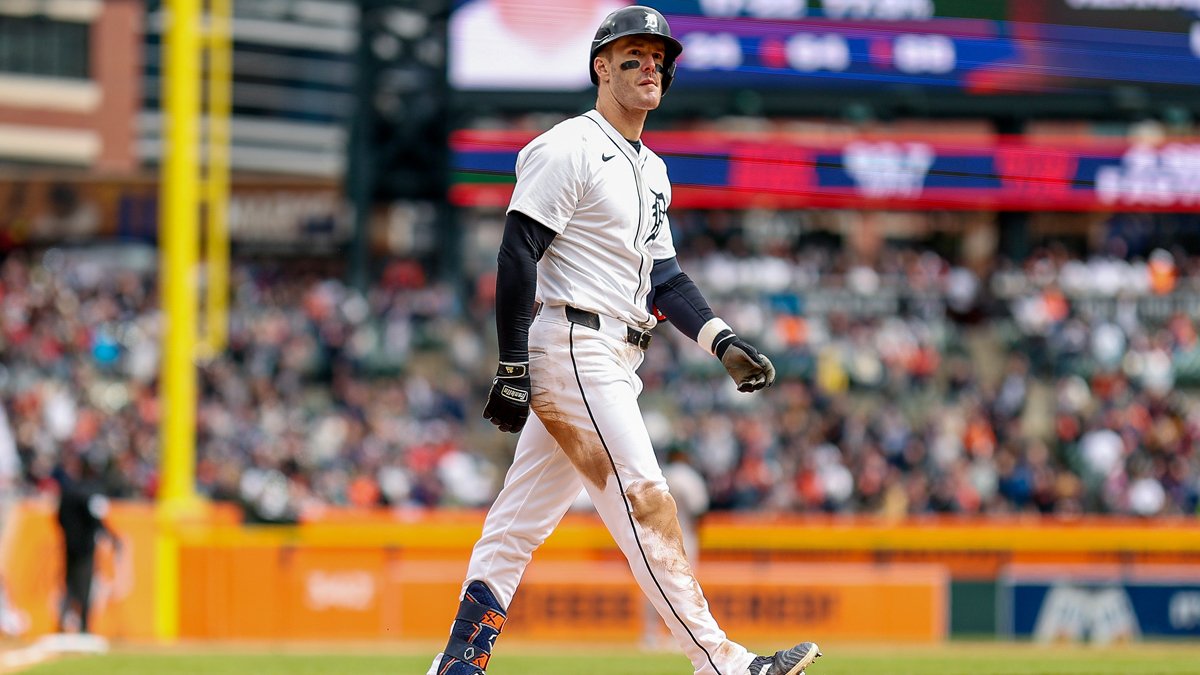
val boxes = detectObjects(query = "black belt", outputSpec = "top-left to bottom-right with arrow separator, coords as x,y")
564,306 -> 652,351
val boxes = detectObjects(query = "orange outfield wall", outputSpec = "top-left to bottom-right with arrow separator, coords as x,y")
0,499 -> 242,640
5,500 -> 1200,643
0,499 -> 160,639
178,553 -> 946,643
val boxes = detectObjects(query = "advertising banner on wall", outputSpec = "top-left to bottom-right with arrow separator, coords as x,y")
452,130 -> 1200,212
180,557 -> 947,642
1001,564 -> 1200,643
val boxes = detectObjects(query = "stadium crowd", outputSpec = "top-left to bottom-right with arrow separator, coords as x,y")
2,219 -> 1199,520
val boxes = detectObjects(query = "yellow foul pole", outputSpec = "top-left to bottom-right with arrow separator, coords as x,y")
157,0 -> 201,642
202,0 -> 231,356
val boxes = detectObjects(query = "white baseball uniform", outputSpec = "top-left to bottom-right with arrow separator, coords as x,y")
458,109 -> 756,675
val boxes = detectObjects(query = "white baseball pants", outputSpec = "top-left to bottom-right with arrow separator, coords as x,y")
462,307 -> 755,675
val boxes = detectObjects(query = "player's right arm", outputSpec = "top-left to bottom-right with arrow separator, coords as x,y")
641,154 -> 774,393
482,210 -> 557,433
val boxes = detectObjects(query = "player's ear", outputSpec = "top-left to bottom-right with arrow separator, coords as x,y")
594,54 -> 610,83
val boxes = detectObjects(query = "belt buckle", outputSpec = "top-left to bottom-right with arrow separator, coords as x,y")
628,328 -> 652,350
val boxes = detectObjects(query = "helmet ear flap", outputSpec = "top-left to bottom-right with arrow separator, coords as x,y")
661,60 -> 676,94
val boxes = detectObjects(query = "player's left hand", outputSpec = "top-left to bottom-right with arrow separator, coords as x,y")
483,361 -> 531,433
719,337 -> 776,392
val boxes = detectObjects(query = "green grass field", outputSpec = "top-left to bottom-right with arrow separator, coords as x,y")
16,643 -> 1200,675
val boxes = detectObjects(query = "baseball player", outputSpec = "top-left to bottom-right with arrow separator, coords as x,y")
428,7 -> 821,675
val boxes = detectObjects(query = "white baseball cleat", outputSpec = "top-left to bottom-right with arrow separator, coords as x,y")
746,642 -> 822,675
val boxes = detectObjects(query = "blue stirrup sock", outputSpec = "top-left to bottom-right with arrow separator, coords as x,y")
435,580 -> 507,675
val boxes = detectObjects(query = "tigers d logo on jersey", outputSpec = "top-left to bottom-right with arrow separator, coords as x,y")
645,188 -> 666,244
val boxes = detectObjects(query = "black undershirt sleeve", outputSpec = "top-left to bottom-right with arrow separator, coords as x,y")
496,210 -> 557,363
649,256 -> 716,343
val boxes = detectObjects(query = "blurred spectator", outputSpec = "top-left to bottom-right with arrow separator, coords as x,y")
2,227 -> 1199,519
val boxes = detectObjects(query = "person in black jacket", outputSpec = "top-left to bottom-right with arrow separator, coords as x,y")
54,454 -> 121,634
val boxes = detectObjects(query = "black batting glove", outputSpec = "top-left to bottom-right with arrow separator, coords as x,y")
483,361 -> 531,433
714,330 -> 776,392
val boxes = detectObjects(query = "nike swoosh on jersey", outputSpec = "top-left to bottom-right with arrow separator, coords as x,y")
602,153 -> 615,162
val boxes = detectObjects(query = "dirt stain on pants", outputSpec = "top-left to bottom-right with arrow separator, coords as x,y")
625,480 -> 705,609
533,403 -> 612,491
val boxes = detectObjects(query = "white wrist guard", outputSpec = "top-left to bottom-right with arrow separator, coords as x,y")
698,318 -> 733,356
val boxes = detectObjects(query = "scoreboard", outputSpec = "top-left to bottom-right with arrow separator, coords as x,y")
448,0 -> 1200,96
660,0 -> 1200,94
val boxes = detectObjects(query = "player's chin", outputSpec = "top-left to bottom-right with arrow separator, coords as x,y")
638,91 -> 662,109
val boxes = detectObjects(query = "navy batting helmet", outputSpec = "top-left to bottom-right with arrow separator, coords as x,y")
589,6 -> 683,94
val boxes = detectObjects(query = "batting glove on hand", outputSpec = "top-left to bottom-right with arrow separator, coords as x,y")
483,361 -> 531,433
715,331 -> 776,392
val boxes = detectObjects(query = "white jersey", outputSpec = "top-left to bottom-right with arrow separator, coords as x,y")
507,109 -> 676,330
